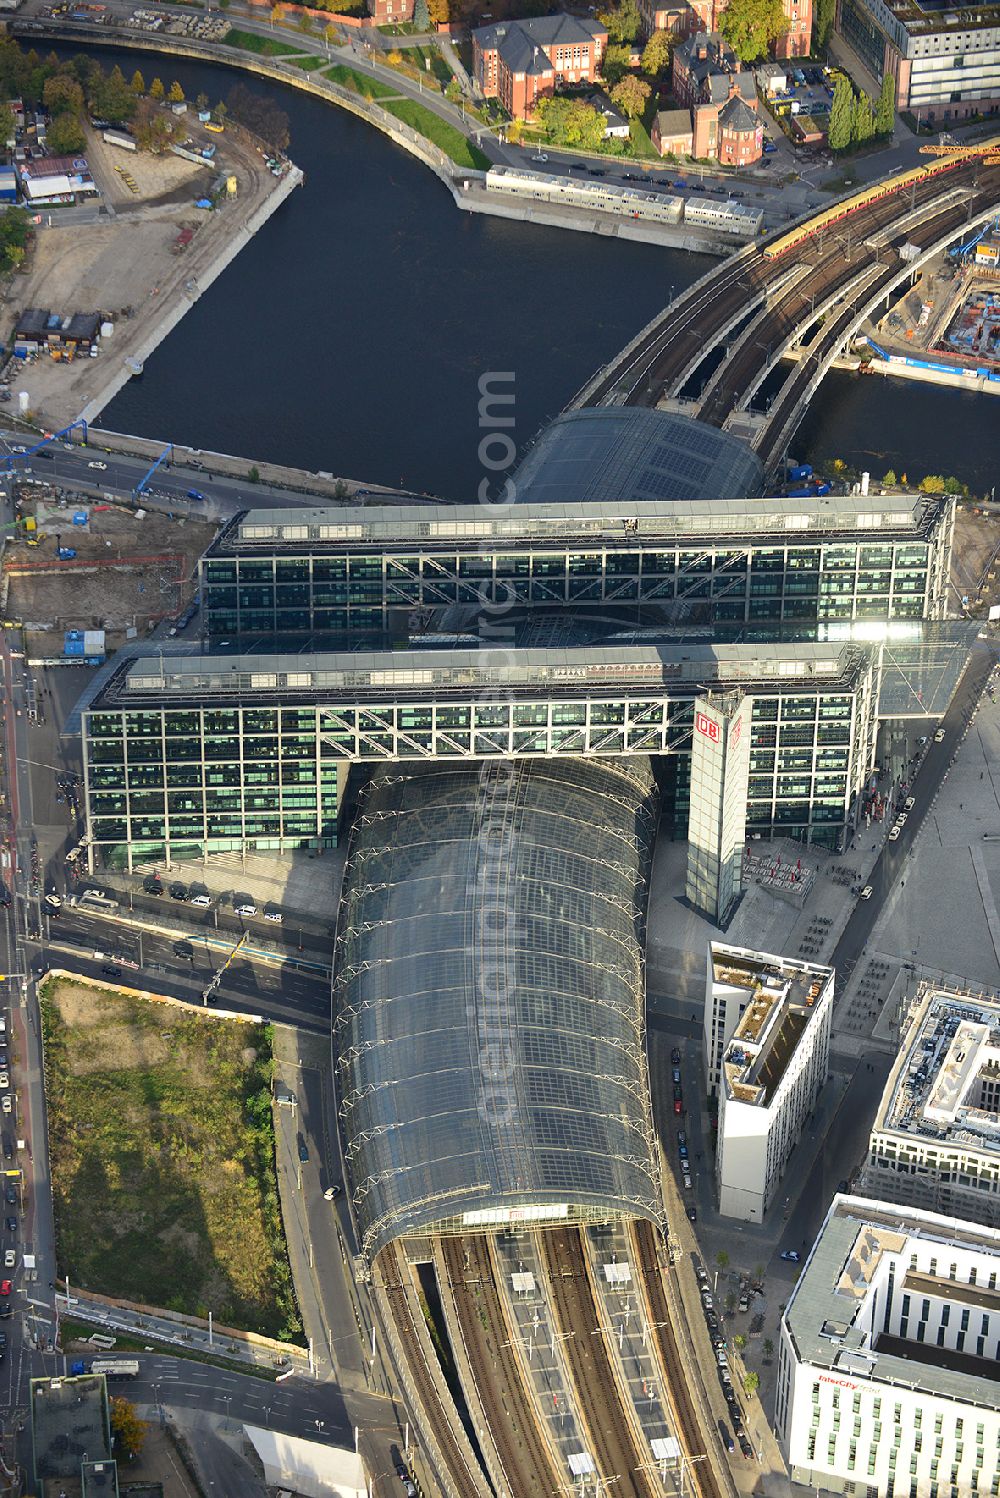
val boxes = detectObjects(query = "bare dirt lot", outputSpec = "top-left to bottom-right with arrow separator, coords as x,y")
6,121 -> 276,428
5,498 -> 215,642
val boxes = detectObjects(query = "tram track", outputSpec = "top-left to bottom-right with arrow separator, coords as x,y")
540,1225 -> 659,1498
440,1234 -> 563,1498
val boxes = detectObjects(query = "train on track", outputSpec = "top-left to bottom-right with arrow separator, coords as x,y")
485,166 -> 764,238
762,146 -> 999,259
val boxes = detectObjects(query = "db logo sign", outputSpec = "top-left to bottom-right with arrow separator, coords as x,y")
695,711 -> 720,743
731,717 -> 742,748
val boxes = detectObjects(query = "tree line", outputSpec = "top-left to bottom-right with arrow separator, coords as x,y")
828,71 -> 894,151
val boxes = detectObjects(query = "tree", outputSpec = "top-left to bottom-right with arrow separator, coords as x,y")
715,1249 -> 730,1272
46,110 -> 85,153
43,73 -> 84,115
297,8 -> 314,31
248,465 -> 261,483
882,468 -> 897,486
129,68 -> 145,95
92,62 -> 135,123
226,83 -> 289,151
641,29 -> 671,76
919,474 -> 945,494
743,1371 -> 760,1397
852,90 -> 874,145
150,76 -> 165,102
601,42 -> 632,88
132,95 -> 173,152
763,1337 -> 775,1361
168,81 -> 185,104
827,73 -> 854,151
611,74 -> 650,118
413,0 -> 430,26
0,105 -> 13,148
753,1263 -> 765,1284
814,0 -> 835,50
536,96 -> 607,151
196,91 -> 209,113
875,69 -> 895,135
324,22 -> 339,50
718,0 -> 787,62
599,0 -> 641,44
732,1332 -> 747,1351
110,1397 -> 148,1461
214,100 -> 228,123
427,0 -> 449,24
270,2 -> 285,22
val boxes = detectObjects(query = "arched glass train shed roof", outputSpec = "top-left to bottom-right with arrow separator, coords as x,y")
334,757 -> 663,1263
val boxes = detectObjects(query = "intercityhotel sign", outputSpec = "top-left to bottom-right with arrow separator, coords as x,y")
818,1373 -> 859,1393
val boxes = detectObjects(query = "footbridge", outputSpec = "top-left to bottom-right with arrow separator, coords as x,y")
572,147 -> 1000,477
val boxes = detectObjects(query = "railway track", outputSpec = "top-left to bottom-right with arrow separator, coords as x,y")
585,153 -> 1000,428
632,1220 -> 727,1498
377,1242 -> 491,1498
440,1235 -> 563,1498
540,1226 -> 659,1498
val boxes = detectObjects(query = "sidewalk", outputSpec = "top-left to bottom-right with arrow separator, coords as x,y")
56,1290 -> 311,1376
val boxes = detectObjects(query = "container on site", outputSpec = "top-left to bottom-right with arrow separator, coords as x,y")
787,463 -> 813,481
201,144 -> 216,161
72,511 -> 88,525
195,199 -> 212,210
102,130 -> 136,152
56,547 -> 76,559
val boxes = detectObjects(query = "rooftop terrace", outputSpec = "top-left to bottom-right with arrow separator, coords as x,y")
874,988 -> 1000,1155
721,951 -> 831,1105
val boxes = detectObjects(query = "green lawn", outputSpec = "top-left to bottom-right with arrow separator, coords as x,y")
383,98 -> 490,169
628,116 -> 660,160
42,979 -> 302,1343
225,26 -> 304,56
378,19 -> 421,33
411,44 -> 453,88
289,54 -> 328,70
324,63 -> 400,99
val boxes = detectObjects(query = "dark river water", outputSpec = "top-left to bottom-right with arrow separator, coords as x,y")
65,46 -> 999,499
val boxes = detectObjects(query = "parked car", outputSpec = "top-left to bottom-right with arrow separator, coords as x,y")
738,1433 -> 754,1459
904,796 -> 915,811
190,893 -> 212,907
1,1253 -> 11,1270
264,907 -> 283,923
235,903 -> 257,918
3,1188 -> 15,1208
101,966 -> 122,980
888,826 -> 901,841
671,1048 -> 681,1064
324,1185 -> 342,1200
718,1420 -> 735,1453
143,878 -> 163,896
860,885 -> 873,900
780,1249 -> 801,1263
297,1136 -> 309,1163
934,727 -> 945,742
686,1204 -> 697,1221
170,883 -> 187,901
5,1218 -> 16,1235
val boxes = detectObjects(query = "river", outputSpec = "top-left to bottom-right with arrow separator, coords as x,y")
62,46 -> 999,499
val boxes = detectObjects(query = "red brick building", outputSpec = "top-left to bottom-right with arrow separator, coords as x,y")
366,0 -> 413,24
774,0 -> 811,57
472,14 -> 608,120
639,0 -> 812,61
665,33 -> 763,164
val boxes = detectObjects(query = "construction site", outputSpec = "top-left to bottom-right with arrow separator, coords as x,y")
3,118 -> 299,431
1,481 -> 212,656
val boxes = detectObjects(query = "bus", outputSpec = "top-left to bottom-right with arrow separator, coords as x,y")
90,1359 -> 139,1380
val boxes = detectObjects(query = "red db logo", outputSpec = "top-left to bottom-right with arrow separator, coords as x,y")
695,711 -> 720,743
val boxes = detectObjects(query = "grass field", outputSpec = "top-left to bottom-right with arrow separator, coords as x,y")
324,63 -> 400,100
289,55 -> 328,71
42,980 -> 301,1342
383,99 -> 490,170
225,27 -> 304,56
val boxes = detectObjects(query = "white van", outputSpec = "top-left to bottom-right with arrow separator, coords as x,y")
190,894 -> 212,908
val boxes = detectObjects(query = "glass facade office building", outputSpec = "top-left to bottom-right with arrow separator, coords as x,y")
83,703 -> 343,869
200,496 -> 953,641
81,642 -> 879,869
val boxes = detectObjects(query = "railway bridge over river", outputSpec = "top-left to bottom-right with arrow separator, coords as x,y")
572,147 -> 1000,477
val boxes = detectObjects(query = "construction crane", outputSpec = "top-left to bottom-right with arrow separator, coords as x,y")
918,136 -> 1000,162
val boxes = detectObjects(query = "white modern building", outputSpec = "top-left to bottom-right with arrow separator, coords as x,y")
860,986 -> 1000,1228
704,942 -> 830,1096
715,951 -> 833,1221
776,1195 -> 1000,1498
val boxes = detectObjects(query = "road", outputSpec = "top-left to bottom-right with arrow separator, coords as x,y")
828,647 -> 994,990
